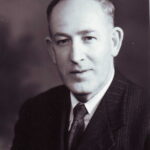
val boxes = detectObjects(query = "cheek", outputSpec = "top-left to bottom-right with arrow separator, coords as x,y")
54,48 -> 69,64
88,44 -> 111,64
54,50 -> 70,75
87,47 -> 113,75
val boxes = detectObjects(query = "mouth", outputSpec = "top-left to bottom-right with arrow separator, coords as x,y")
70,69 -> 92,75
71,70 -> 87,74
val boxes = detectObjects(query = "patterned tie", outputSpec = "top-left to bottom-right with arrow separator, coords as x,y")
68,103 -> 88,150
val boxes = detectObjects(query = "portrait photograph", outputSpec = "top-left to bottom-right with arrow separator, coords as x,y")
0,0 -> 149,150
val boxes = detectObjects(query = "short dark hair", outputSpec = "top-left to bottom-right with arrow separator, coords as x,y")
46,0 -> 115,25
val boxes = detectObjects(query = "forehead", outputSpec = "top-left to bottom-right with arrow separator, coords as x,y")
49,0 -> 112,35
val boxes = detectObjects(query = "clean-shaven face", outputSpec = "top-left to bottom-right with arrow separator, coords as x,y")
49,0 -> 121,101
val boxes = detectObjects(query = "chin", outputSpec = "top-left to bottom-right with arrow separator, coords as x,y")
66,82 -> 92,95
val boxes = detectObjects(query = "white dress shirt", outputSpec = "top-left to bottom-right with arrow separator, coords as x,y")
68,69 -> 114,130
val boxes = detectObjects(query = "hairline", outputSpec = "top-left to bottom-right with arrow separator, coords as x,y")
47,0 -> 115,34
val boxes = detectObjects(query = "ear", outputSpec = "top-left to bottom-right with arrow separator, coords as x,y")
111,27 -> 124,57
45,36 -> 57,64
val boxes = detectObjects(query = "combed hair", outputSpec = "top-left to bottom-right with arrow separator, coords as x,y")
46,0 -> 115,25
95,0 -> 115,24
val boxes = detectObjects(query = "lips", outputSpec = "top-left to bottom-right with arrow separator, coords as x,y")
69,69 -> 92,80
70,69 -> 92,74
70,70 -> 87,74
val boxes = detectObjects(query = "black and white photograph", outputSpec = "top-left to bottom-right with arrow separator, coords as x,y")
0,0 -> 149,150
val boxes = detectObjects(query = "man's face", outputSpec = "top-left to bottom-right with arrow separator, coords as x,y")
48,0 -> 122,101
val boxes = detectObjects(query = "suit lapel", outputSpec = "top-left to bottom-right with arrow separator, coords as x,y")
77,71 -> 128,150
59,87 -> 71,150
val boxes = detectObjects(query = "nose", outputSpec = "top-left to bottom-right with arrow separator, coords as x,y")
70,39 -> 85,64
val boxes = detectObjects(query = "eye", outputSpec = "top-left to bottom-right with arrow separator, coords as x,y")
83,36 -> 96,41
55,39 -> 70,46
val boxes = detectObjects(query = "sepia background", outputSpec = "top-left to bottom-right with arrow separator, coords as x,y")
0,0 -> 149,150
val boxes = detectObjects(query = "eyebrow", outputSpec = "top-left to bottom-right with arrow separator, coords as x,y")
53,30 -> 97,38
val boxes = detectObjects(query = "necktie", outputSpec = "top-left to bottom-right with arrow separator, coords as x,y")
68,103 -> 88,150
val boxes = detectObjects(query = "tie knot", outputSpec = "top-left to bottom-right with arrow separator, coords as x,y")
73,103 -> 87,120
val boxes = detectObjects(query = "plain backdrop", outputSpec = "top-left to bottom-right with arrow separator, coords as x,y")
0,0 -> 149,149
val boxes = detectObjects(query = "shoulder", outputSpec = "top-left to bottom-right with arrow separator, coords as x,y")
114,69 -> 146,96
113,70 -> 149,115
117,71 -> 149,124
123,74 -> 148,105
20,85 -> 70,115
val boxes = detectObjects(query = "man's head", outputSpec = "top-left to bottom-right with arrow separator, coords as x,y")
46,0 -> 124,102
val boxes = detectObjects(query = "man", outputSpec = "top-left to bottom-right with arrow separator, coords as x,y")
11,0 -> 149,150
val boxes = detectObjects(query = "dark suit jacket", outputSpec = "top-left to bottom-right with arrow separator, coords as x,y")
11,71 -> 150,150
